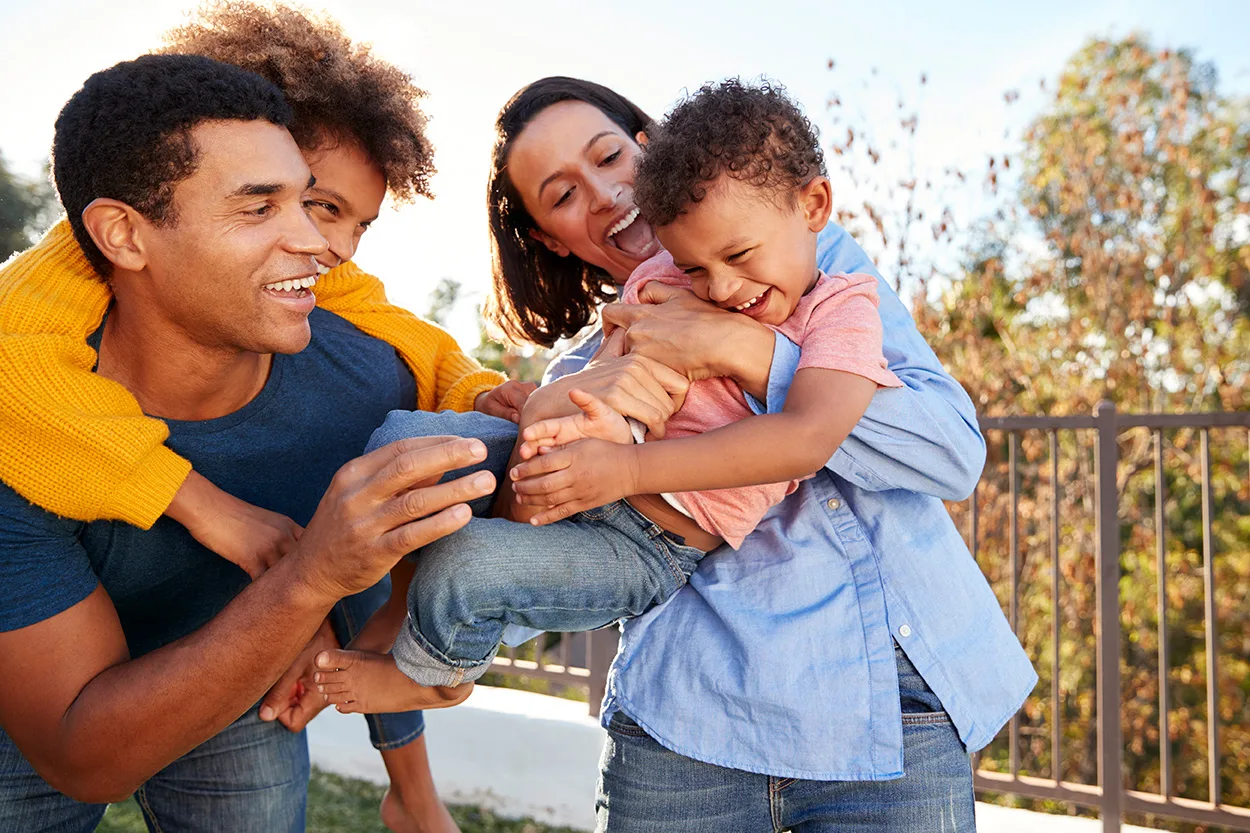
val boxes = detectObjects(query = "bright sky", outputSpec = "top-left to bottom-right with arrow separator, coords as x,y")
0,0 -> 1245,346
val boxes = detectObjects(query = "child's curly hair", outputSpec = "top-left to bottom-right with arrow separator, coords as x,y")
162,2 -> 434,202
634,78 -> 825,226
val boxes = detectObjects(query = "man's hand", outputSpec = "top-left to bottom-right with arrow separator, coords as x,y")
521,354 -> 688,439
510,438 -> 640,525
258,619 -> 338,729
474,380 -> 538,423
168,471 -> 302,579
292,436 -> 497,604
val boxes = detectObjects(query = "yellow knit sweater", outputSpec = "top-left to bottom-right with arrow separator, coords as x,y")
0,219 -> 505,529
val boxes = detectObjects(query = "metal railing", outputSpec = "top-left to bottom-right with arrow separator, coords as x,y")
489,629 -> 619,718
971,404 -> 1250,832
489,404 -> 1250,831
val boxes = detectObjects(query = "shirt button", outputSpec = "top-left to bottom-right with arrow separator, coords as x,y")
899,625 -> 912,638
826,498 -> 841,510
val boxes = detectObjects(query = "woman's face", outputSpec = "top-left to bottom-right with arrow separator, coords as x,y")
302,139 -> 387,273
507,100 -> 662,284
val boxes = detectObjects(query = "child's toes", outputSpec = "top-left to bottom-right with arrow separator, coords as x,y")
315,648 -> 359,671
315,679 -> 351,696
322,688 -> 354,706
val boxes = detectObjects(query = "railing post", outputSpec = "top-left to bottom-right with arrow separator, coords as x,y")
587,628 -> 620,718
1094,401 -> 1123,833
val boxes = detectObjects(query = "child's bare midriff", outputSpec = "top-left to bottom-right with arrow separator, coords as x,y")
626,494 -> 723,552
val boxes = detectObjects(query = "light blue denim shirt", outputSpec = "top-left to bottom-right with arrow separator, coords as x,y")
529,224 -> 1037,780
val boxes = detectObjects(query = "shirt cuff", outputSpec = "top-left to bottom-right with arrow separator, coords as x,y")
746,332 -> 801,416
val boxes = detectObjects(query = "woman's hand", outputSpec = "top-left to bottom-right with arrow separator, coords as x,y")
601,284 -> 776,400
521,353 -> 689,439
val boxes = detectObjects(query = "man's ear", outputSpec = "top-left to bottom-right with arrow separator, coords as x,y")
80,198 -> 149,273
800,176 -> 833,232
528,227 -> 570,257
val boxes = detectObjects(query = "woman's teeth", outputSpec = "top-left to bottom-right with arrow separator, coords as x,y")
607,207 -> 640,241
734,291 -> 767,312
262,275 -> 318,293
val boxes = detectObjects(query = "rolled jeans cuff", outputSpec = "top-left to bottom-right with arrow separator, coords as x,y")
393,617 -> 497,688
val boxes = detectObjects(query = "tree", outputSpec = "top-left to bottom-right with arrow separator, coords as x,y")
0,154 -> 56,261
825,36 -> 1249,826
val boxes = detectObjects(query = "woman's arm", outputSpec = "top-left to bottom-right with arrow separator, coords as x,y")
510,368 -> 877,523
749,224 -> 986,500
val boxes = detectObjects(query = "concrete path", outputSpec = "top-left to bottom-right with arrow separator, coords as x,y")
307,685 -> 1151,832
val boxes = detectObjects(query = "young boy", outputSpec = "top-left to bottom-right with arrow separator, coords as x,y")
313,79 -> 902,713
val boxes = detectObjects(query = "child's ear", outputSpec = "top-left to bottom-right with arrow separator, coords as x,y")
81,198 -> 149,273
635,131 -> 649,147
528,227 -> 571,257
800,176 -> 833,233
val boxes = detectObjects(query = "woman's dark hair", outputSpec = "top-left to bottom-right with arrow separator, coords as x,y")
162,2 -> 435,203
52,54 -> 291,275
485,77 -> 651,347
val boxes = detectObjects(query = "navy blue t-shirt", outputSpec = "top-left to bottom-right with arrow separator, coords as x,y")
0,308 -> 415,658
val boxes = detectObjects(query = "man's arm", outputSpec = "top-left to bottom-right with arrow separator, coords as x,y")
0,436 -> 493,803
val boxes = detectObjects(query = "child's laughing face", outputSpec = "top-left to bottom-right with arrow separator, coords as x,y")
656,174 -> 833,327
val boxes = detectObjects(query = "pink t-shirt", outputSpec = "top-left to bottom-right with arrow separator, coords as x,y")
620,250 -> 902,548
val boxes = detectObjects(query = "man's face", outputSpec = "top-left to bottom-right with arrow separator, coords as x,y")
138,120 -> 327,355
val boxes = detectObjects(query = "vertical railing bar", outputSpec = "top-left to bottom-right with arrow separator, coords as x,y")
1094,402 -> 1123,833
1050,429 -> 1062,784
1201,428 -> 1220,808
560,632 -> 571,671
1155,429 -> 1171,800
1009,431 -> 1021,779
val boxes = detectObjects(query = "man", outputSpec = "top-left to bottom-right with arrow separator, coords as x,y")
0,54 -> 492,831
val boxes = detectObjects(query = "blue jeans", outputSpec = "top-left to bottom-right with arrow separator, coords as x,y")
0,705 -> 307,833
392,500 -> 707,687
595,645 -> 976,832
365,409 -> 707,688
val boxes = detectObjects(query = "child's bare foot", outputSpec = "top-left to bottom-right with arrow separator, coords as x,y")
314,649 -> 473,714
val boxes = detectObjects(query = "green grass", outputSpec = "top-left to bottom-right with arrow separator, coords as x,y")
96,767 -> 583,833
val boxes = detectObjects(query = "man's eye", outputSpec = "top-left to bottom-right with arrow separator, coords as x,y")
250,204 -> 274,217
554,188 -> 574,208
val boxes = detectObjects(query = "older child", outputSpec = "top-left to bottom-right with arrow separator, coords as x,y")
312,80 -> 902,712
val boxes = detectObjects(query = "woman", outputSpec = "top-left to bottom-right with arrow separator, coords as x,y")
0,6 -> 513,832
484,77 -> 1037,832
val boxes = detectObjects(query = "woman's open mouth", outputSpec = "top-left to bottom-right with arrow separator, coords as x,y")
606,207 -> 661,259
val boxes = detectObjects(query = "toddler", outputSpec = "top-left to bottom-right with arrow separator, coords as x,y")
313,79 -> 902,713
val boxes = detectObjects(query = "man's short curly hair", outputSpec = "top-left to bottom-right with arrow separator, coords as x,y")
52,53 -> 291,275
634,78 -> 825,227
162,2 -> 434,202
